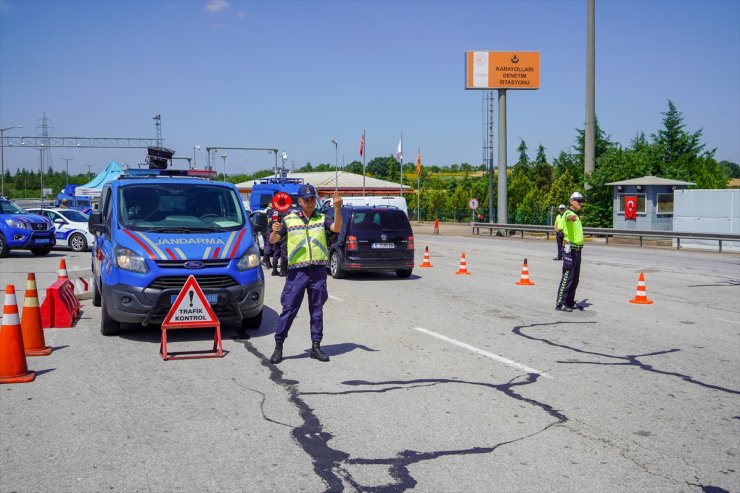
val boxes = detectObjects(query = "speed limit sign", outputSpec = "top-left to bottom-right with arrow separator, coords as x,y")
468,198 -> 479,210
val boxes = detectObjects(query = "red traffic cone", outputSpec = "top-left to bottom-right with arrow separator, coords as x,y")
0,285 -> 36,384
419,246 -> 433,268
515,258 -> 535,285
57,259 -> 69,282
455,252 -> 471,275
21,273 -> 52,356
629,272 -> 653,304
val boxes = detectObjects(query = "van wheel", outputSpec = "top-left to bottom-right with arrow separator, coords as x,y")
69,233 -> 88,252
396,269 -> 413,279
241,310 -> 263,331
330,251 -> 345,279
0,233 -> 8,258
100,294 -> 121,336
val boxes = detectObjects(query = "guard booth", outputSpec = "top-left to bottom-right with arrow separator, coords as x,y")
605,176 -> 694,231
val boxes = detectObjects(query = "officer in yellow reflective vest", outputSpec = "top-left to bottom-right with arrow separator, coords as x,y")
553,204 -> 566,260
268,184 -> 343,364
556,192 -> 585,312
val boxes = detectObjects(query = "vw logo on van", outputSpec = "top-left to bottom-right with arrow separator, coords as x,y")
381,234 -> 387,241
184,260 -> 205,269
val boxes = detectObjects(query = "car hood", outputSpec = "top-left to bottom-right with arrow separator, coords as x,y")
119,228 -> 252,261
1,213 -> 52,227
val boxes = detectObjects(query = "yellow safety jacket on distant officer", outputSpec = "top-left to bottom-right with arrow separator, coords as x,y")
563,210 -> 584,246
284,212 -> 330,270
554,213 -> 565,232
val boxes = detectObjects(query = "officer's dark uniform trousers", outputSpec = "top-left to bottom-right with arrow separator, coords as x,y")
556,246 -> 582,307
274,266 -> 328,344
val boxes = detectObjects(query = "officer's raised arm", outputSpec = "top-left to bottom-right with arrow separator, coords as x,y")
330,191 -> 343,233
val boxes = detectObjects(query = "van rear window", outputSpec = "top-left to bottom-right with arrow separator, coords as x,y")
350,210 -> 409,231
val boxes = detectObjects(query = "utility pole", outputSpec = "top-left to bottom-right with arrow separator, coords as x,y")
60,157 -> 73,187
584,0 -> 596,189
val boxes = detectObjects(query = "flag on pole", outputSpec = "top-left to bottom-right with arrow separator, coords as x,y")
359,130 -> 365,157
396,137 -> 403,161
416,149 -> 421,175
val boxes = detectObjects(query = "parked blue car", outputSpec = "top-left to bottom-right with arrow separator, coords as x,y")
0,196 -> 56,257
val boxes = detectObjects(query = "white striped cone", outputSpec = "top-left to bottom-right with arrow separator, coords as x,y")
629,272 -> 653,304
57,259 -> 69,282
455,252 -> 471,275
420,247 -> 433,268
516,259 -> 534,285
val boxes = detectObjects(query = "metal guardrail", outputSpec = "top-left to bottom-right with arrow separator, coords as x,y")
470,222 -> 740,253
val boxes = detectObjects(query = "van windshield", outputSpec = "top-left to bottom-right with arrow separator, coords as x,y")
118,183 -> 245,231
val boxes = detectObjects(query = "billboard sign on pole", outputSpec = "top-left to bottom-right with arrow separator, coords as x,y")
466,51 -> 540,90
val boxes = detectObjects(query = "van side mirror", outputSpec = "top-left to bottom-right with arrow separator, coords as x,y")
250,211 -> 268,233
88,211 -> 105,234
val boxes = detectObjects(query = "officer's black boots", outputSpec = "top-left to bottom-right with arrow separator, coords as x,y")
279,258 -> 287,277
262,256 -> 272,269
270,344 -> 283,364
271,262 -> 279,276
310,342 -> 329,362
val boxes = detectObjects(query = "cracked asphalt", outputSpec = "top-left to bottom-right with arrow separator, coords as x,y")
1,231 -> 738,492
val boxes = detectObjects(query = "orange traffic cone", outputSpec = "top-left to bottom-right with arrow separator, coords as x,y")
433,218 -> 440,235
515,258 -> 535,285
0,285 -> 36,384
21,273 -> 52,356
629,272 -> 653,304
419,246 -> 433,267
455,252 -> 471,275
57,259 -> 69,282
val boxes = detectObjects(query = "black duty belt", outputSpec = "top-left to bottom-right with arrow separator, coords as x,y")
570,245 -> 584,250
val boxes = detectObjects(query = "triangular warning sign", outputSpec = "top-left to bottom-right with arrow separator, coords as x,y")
162,275 -> 219,327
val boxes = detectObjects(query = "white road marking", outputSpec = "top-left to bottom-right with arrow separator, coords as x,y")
329,294 -> 344,302
714,317 -> 740,324
413,327 -> 551,379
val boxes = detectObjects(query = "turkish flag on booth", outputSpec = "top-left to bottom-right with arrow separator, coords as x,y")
624,196 -> 637,220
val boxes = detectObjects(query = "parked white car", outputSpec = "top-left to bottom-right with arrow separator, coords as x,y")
26,207 -> 95,252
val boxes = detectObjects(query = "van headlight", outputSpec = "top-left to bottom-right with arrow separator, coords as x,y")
114,244 -> 149,273
237,243 -> 261,271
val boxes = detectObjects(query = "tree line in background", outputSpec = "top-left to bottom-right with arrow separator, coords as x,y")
2,101 -> 738,227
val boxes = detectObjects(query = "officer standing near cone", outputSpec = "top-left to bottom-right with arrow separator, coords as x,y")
553,204 -> 566,260
268,185 -> 342,364
555,192 -> 585,312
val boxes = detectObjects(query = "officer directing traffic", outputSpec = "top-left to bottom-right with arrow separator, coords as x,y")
268,184 -> 343,364
555,192 -> 585,312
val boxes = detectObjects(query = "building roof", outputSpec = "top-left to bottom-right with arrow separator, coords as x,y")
236,171 -> 411,192
605,175 -> 695,186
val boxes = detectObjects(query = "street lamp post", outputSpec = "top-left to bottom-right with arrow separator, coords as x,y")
193,145 -> 200,169
1,124 -> 23,196
60,157 -> 73,188
331,139 -> 338,192
220,154 -> 227,181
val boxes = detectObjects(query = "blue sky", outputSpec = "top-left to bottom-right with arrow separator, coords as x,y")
1,0 -> 738,177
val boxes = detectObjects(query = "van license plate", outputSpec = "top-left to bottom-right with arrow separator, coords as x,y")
34,239 -> 50,244
171,293 -> 218,305
371,242 -> 394,249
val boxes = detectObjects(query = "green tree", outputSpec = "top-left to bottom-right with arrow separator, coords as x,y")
531,143 -> 553,192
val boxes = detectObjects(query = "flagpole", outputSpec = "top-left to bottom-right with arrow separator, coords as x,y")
417,147 -> 420,224
399,133 -> 403,197
361,130 -> 366,196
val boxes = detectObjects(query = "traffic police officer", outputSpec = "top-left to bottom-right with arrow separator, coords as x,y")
553,204 -> 566,260
270,210 -> 288,277
555,192 -> 585,312
268,185 -> 342,364
262,205 -> 274,269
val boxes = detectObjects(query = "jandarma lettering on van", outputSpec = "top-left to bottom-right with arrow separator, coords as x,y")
157,238 -> 226,245
495,66 -> 534,72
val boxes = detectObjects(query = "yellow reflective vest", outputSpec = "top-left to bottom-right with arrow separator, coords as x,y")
284,212 -> 330,269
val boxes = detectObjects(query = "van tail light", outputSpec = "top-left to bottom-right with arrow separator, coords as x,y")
407,235 -> 414,250
347,235 -> 358,251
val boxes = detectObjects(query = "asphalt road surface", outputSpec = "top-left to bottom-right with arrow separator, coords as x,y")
1,233 -> 739,493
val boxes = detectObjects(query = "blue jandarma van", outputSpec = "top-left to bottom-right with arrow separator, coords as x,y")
88,168 -> 264,336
